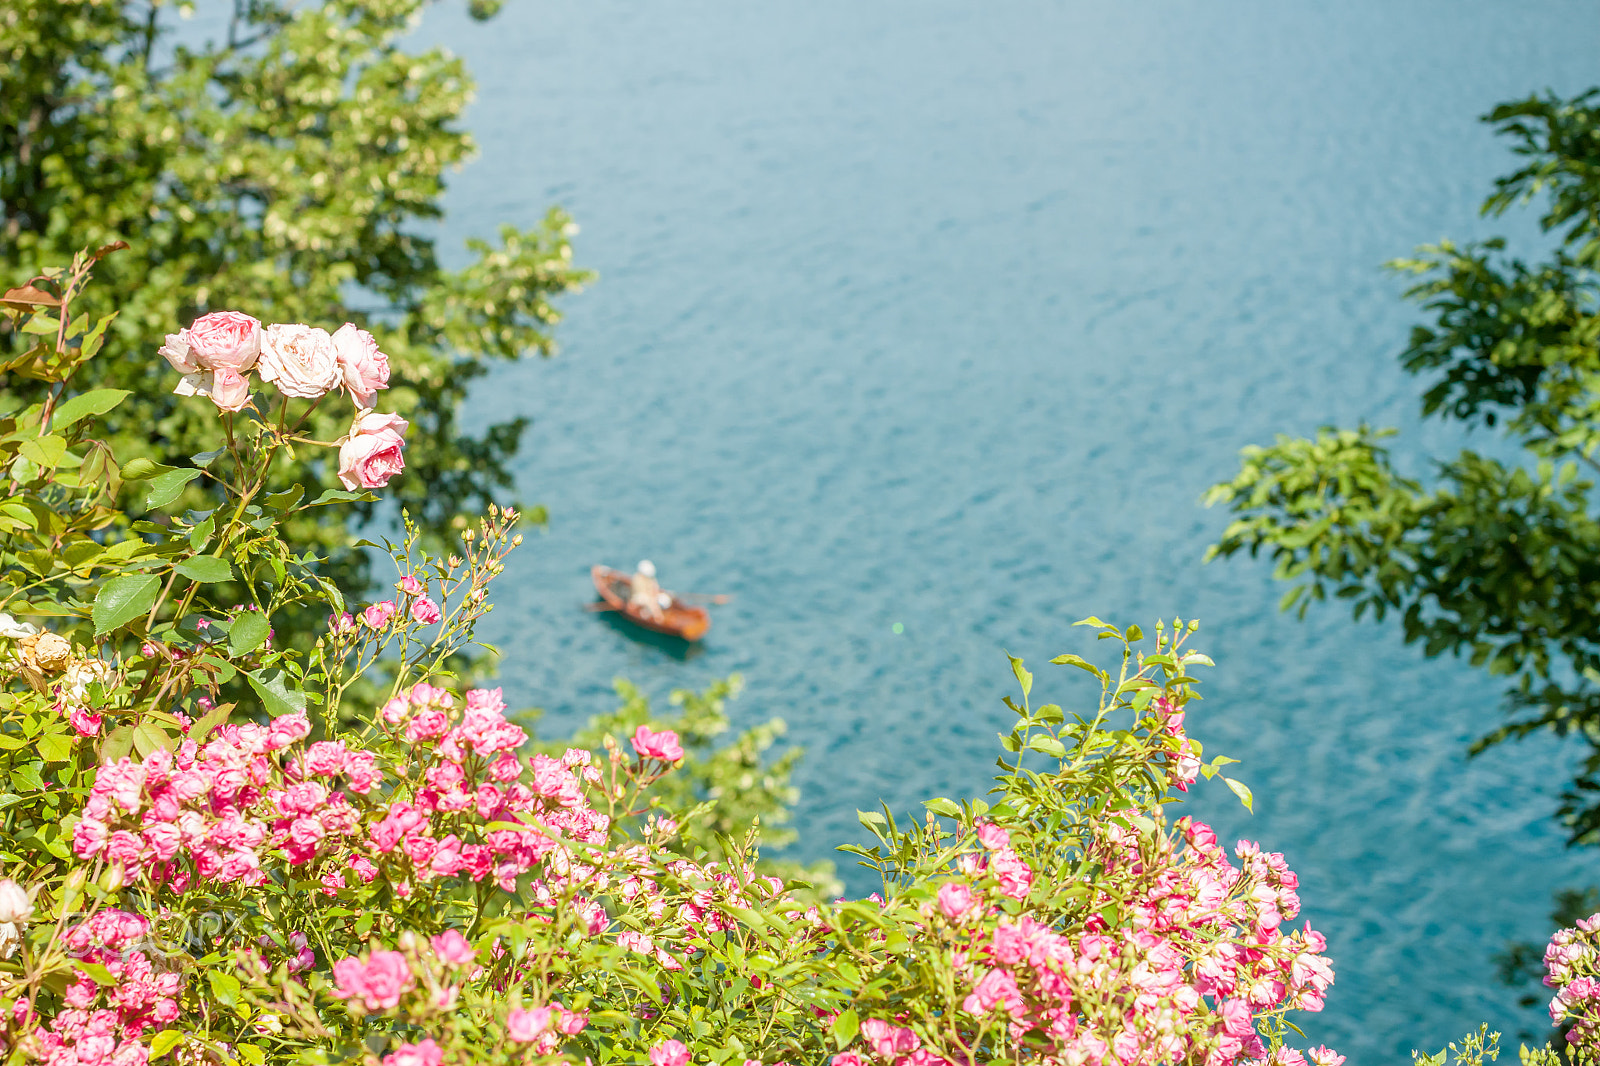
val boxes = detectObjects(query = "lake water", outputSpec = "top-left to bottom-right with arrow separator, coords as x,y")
407,2 -> 1600,1060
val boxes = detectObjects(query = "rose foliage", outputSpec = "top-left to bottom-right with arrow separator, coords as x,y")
0,257 -> 1560,1066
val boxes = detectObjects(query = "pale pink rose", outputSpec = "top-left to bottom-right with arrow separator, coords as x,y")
174,366 -> 252,412
358,950 -> 413,1010
363,601 -> 398,630
649,1041 -> 690,1066
338,411 -> 408,490
506,1006 -> 552,1042
180,311 -> 261,371
975,821 -> 1010,850
397,574 -> 424,596
631,725 -> 684,763
410,598 -> 441,625
258,323 -> 339,399
331,323 -> 391,408
937,882 -> 976,921
382,1040 -> 442,1066
159,333 -> 200,375
431,930 -> 476,967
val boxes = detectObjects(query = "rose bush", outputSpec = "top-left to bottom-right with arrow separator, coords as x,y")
0,253 -> 1579,1066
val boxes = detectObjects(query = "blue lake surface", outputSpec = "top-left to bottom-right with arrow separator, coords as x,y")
404,2 -> 1600,1060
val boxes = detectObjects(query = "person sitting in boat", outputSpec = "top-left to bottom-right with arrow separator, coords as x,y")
629,559 -> 671,621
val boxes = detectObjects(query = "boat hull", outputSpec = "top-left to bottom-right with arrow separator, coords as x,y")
591,565 -> 711,641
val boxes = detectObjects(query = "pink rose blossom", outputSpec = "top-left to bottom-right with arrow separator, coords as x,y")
338,411 -> 409,490
331,323 -> 391,408
382,1040 -> 443,1066
937,881 -> 976,921
67,706 -> 103,737
649,1040 -> 691,1066
179,311 -> 261,371
506,1006 -> 552,1042
962,968 -> 1023,1017
411,598 -> 441,625
332,949 -> 413,1012
159,333 -> 200,376
173,366 -> 252,412
975,821 -> 1010,850
431,930 -> 476,967
397,574 -> 425,596
363,601 -> 397,630
631,725 -> 684,763
861,1019 -> 919,1059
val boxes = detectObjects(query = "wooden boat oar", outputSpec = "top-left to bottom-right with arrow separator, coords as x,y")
584,602 -> 620,612
673,593 -> 733,605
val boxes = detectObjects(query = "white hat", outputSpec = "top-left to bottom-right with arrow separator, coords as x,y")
637,559 -> 656,577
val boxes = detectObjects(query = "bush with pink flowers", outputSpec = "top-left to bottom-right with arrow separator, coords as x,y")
0,253 -> 1582,1066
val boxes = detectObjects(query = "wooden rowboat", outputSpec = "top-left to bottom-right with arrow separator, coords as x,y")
590,565 -> 711,641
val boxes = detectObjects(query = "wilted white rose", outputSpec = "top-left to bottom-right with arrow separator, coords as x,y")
0,614 -> 39,639
0,880 -> 33,925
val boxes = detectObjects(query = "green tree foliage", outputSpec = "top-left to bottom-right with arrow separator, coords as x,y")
1205,88 -> 1600,843
0,0 -> 593,581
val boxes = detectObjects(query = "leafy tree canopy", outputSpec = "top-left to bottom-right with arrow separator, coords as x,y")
1205,88 -> 1600,843
0,0 -> 593,579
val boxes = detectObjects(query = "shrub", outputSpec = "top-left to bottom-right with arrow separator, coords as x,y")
0,254 -> 1434,1066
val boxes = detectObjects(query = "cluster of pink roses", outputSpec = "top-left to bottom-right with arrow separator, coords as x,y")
68,682 -> 616,902
829,815 -> 1339,1066
159,310 -> 408,490
330,574 -> 446,638
71,714 -> 314,889
1545,913 -> 1600,1054
332,935 -> 589,1063
11,910 -> 180,1066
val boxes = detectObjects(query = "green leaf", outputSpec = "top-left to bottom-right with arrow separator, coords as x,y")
308,488 -> 376,507
246,670 -> 306,717
1049,652 -> 1101,676
92,573 -> 161,636
1008,653 -> 1032,698
1027,735 -> 1068,759
37,732 -> 73,763
119,457 -> 171,481
132,723 -> 176,757
236,1045 -> 264,1066
76,963 -> 116,985
149,1031 -> 183,1061
831,1008 -> 859,1049
187,701 -> 234,742
206,969 -> 240,1006
143,469 -> 202,509
1224,776 -> 1254,813
265,485 -> 305,511
19,435 -> 66,469
51,389 -> 130,432
229,612 -> 270,656
190,449 -> 225,467
99,725 -> 134,762
174,556 -> 233,583
923,797 -> 962,818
